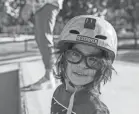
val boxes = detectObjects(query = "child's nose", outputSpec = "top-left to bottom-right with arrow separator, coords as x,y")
77,58 -> 87,69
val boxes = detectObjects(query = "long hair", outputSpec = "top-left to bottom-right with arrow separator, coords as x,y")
54,42 -> 116,87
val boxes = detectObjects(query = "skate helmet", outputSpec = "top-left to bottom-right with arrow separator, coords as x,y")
57,15 -> 117,62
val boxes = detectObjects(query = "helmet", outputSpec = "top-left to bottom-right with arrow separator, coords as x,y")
57,15 -> 117,61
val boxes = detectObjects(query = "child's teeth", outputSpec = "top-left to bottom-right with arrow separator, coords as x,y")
77,72 -> 86,76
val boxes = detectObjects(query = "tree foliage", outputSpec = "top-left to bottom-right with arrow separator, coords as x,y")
0,0 -> 139,38
58,0 -> 139,40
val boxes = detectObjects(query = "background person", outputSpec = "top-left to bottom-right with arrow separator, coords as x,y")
22,0 -> 64,90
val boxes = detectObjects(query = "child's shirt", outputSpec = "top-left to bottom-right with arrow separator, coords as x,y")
51,84 -> 110,114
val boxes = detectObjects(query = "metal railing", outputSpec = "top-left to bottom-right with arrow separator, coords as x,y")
0,34 -> 139,51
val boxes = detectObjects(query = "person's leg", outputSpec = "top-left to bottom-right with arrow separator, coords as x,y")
22,4 -> 59,90
34,4 -> 60,87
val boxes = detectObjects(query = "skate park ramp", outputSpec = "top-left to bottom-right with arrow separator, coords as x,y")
0,64 -> 21,114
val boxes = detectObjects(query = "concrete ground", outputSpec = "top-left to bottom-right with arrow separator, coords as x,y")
18,58 -> 139,114
101,61 -> 139,114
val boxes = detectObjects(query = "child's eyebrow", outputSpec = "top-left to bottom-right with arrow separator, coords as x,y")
72,47 -> 103,57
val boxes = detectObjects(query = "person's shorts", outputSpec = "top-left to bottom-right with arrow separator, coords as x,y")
32,0 -> 62,14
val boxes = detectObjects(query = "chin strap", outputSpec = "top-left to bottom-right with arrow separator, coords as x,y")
64,73 -> 100,114
65,78 -> 81,114
66,87 -> 77,114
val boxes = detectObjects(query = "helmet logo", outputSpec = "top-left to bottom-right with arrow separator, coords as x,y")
84,18 -> 96,30
76,35 -> 98,45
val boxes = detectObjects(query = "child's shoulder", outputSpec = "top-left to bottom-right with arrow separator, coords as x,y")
90,95 -> 110,114
53,84 -> 65,96
74,91 -> 109,114
52,84 -> 71,104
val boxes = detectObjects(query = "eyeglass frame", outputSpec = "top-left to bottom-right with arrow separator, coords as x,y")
64,48 -> 105,70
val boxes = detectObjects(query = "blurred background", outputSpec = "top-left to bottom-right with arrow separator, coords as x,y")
0,0 -> 139,58
0,0 -> 139,114
0,0 -> 139,49
0,0 -> 139,46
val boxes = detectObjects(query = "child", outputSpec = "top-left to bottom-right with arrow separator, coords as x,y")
51,15 -> 117,114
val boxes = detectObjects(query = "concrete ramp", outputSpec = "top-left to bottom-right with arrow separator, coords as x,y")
0,64 -> 21,114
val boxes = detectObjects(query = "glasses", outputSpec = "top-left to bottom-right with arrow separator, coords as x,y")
64,49 -> 104,70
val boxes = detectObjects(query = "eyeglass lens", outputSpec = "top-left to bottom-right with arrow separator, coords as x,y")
65,50 -> 103,69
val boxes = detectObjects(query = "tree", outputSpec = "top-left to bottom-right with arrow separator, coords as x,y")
59,0 -> 139,48
106,0 -> 139,48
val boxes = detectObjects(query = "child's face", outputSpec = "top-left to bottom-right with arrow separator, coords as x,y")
65,43 -> 103,86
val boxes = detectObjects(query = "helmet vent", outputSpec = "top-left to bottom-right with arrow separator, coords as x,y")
69,30 -> 80,34
95,35 -> 107,40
